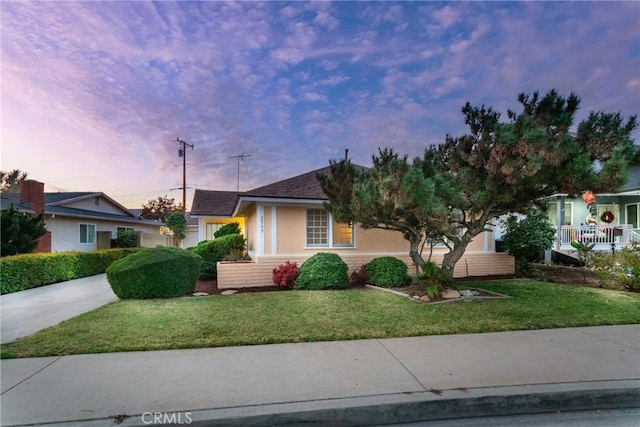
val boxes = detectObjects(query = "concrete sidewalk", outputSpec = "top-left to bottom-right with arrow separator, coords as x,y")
1,325 -> 638,426
0,274 -> 116,344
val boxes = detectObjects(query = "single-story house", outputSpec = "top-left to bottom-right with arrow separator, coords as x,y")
546,167 -> 640,252
1,180 -> 169,253
191,166 -> 515,288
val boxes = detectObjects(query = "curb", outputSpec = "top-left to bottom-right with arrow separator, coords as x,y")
191,386 -> 639,426
29,381 -> 638,427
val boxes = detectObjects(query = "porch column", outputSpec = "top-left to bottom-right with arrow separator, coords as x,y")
271,206 -> 278,255
257,204 -> 265,256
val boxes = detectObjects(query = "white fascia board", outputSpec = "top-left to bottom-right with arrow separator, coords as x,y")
232,197 -> 325,216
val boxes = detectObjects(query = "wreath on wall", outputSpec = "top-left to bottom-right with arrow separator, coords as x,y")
601,211 -> 615,224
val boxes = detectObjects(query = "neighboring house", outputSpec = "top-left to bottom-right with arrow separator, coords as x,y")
183,212 -> 200,248
545,167 -> 640,252
1,180 -> 169,253
191,166 -> 514,288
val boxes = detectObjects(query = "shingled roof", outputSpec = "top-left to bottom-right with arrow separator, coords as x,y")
191,164 -> 366,216
244,166 -> 332,200
190,190 -> 240,216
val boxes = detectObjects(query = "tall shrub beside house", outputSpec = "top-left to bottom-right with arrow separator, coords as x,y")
502,207 -> 556,276
190,234 -> 246,280
214,222 -> 241,238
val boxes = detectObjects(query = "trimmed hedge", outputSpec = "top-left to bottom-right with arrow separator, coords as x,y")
365,256 -> 410,288
296,253 -> 349,290
0,249 -> 139,294
106,247 -> 202,299
190,234 -> 246,280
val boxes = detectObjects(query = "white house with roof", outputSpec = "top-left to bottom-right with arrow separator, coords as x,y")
545,166 -> 640,254
1,180 -> 169,253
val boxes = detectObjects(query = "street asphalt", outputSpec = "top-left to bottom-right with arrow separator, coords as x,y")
0,276 -> 638,426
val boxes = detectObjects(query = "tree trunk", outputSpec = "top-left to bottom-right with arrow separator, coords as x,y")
409,238 -> 425,274
441,228 -> 485,275
441,242 -> 468,275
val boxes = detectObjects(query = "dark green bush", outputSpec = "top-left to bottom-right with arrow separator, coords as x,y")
106,247 -> 202,299
296,253 -> 348,290
0,249 -> 138,294
115,230 -> 138,248
214,222 -> 241,238
190,234 -> 246,279
365,256 -> 410,288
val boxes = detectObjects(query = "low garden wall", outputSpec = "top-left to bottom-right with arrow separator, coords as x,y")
217,252 -> 515,289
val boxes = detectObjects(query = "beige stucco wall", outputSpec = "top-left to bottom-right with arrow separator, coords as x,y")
248,204 -> 494,257
46,216 -> 162,252
275,206 -> 306,254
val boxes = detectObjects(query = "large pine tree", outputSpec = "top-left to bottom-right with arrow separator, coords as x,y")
319,90 -> 638,275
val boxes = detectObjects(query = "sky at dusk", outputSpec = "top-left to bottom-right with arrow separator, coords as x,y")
2,1 -> 639,209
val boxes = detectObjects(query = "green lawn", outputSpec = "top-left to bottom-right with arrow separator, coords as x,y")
1,279 -> 639,359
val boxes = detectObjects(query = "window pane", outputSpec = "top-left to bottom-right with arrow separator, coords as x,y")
80,224 -> 95,244
548,202 -> 572,226
88,225 -> 95,244
80,224 -> 87,243
306,209 -> 328,246
627,204 -> 638,228
332,218 -> 353,246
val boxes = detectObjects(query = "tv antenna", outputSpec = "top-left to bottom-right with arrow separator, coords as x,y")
228,152 -> 252,191
177,137 -> 194,211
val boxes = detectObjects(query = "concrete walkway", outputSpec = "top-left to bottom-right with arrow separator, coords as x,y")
1,324 -> 638,426
0,274 -> 116,344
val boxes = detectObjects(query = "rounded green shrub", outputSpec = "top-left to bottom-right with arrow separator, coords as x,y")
296,252 -> 348,290
365,256 -> 410,288
106,247 -> 202,299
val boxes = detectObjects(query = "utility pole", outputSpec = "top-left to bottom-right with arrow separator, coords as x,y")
177,137 -> 194,212
228,152 -> 252,191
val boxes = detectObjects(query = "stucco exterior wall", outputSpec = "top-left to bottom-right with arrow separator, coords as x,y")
46,217 -> 162,252
248,204 -> 494,257
275,206 -> 307,254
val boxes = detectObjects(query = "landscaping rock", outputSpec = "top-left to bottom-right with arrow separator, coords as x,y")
459,290 -> 474,297
419,295 -> 431,303
221,290 -> 238,295
441,289 -> 461,299
192,292 -> 210,297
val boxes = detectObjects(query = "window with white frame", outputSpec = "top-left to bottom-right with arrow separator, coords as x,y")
79,224 -> 96,244
306,209 -> 354,248
548,202 -> 573,226
332,217 -> 354,247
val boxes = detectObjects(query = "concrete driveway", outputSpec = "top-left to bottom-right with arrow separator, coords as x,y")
0,274 -> 117,344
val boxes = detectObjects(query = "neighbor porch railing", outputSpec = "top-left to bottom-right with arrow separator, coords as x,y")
560,224 -> 636,247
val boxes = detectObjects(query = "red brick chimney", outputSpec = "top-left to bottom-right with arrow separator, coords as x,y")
20,180 -> 45,215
